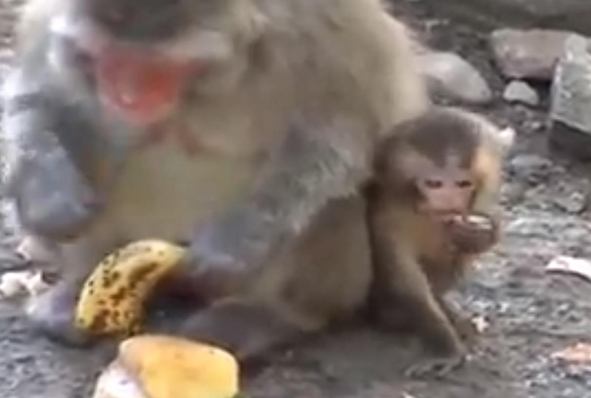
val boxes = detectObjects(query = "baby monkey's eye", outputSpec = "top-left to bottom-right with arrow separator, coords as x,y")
424,179 -> 443,189
456,179 -> 473,189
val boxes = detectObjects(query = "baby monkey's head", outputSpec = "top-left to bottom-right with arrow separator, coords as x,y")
375,107 -> 514,215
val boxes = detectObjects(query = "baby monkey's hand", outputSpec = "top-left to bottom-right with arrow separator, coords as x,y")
443,213 -> 498,254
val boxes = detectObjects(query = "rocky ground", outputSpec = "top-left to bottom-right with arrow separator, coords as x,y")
1,0 -> 591,397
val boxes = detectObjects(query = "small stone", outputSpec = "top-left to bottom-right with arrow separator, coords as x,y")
500,182 -> 527,206
503,80 -> 540,106
419,51 -> 493,105
553,191 -> 587,214
490,29 -> 573,80
549,34 -> 591,160
0,272 -> 27,299
509,154 -> 552,185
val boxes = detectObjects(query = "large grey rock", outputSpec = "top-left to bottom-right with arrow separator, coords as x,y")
503,80 -> 539,106
490,29 -> 573,80
423,0 -> 591,36
419,51 -> 493,104
549,34 -> 591,160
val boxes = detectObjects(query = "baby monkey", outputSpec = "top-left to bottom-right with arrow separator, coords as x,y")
366,106 -> 514,378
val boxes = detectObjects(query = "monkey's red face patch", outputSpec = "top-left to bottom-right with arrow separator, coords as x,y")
95,47 -> 195,125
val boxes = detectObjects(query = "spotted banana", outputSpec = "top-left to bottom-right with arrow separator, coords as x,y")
75,240 -> 187,336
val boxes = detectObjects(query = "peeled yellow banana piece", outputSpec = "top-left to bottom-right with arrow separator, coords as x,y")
75,240 -> 187,336
93,335 -> 240,398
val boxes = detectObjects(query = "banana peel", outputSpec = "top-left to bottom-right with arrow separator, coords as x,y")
92,335 -> 240,398
75,239 -> 187,336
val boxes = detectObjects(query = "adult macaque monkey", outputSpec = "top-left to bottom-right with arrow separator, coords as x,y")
0,0 -> 428,357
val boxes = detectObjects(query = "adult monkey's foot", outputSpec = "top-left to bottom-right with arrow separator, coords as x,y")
26,280 -> 94,347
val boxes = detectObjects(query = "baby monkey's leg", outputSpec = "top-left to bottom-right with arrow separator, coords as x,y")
369,242 -> 467,378
437,296 -> 480,345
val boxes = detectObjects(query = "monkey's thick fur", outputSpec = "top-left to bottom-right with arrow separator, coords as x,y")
1,0 -> 428,357
367,107 -> 513,377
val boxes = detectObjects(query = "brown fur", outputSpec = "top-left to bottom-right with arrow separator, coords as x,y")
2,0 -> 428,356
366,106 -> 513,377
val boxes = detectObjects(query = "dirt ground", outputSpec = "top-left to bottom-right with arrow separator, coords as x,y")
1,1 -> 591,397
